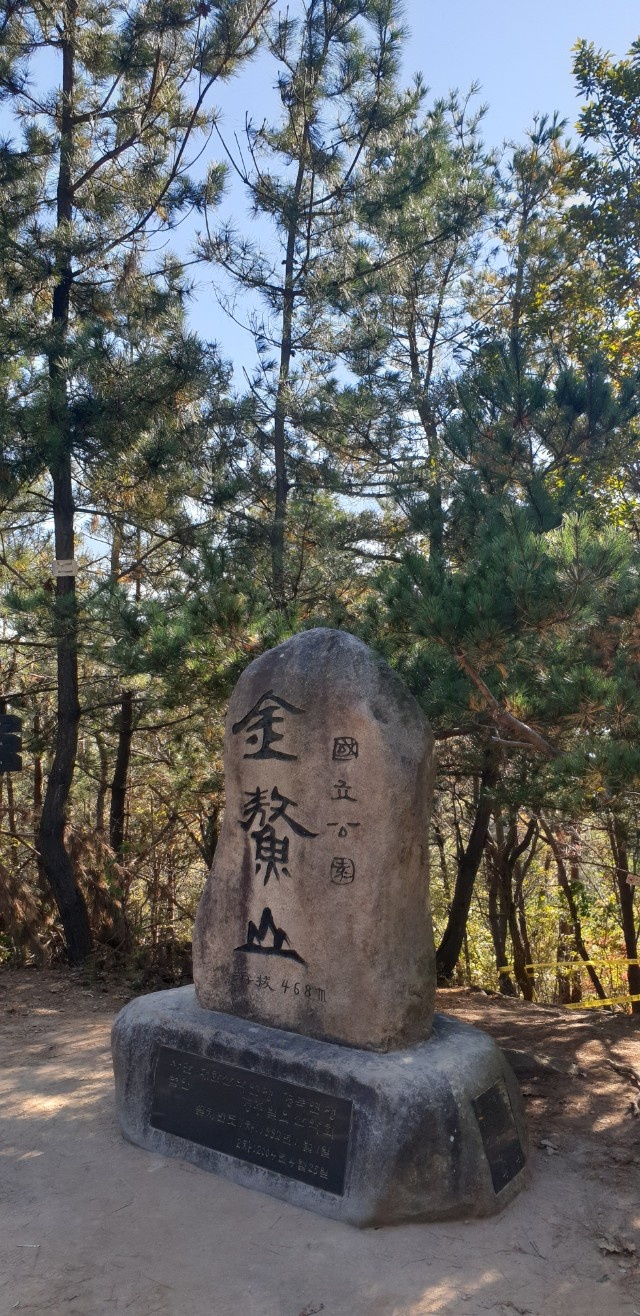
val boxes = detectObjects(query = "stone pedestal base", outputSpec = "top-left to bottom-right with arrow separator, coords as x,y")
111,987 -> 528,1227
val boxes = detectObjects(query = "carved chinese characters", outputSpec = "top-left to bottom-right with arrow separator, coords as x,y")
239,786 -> 318,885
193,628 -> 436,1050
232,690 -> 304,760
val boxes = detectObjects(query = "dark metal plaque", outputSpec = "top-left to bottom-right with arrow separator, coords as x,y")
150,1045 -> 352,1196
472,1079 -> 525,1194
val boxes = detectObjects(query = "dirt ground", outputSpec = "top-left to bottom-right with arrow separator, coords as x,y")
1,969 -> 640,1316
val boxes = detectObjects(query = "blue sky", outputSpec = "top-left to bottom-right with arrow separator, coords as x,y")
400,0 -> 639,148
3,2 -> 639,365
190,0 -> 640,364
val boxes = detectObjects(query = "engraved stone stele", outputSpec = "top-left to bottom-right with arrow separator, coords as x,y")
192,628 -> 436,1051
112,629 -> 528,1226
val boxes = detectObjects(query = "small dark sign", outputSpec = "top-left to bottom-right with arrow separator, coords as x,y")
150,1045 -> 352,1197
0,715 -> 21,734
472,1079 -> 525,1194
0,714 -> 22,773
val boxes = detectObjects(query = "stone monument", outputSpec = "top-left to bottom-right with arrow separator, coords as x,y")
193,628 -> 435,1049
112,629 -> 528,1225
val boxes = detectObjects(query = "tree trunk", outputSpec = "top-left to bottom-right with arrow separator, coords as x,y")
540,819 -> 608,1001
31,705 -> 51,908
271,140 -> 308,610
406,274 -> 452,573
461,928 -> 472,986
109,690 -> 133,860
486,844 -> 516,995
515,887 -> 536,995
607,814 -> 640,1015
557,915 -> 582,1003
436,753 -> 499,980
38,461 -> 91,962
512,829 -> 538,1000
37,0 -> 92,964
496,812 -> 536,1001
201,806 -> 220,870
33,708 -> 43,819
6,772 -> 17,839
505,882 -> 534,1000
95,733 -> 108,833
432,817 -> 452,902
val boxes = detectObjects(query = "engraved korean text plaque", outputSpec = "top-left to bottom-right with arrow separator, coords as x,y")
150,1045 -> 352,1196
472,1079 -> 525,1194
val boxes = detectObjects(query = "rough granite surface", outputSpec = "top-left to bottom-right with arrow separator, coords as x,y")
193,628 -> 436,1051
112,987 -> 528,1227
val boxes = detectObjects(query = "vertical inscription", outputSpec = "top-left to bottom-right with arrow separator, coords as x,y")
231,691 -> 319,971
328,739 -> 360,884
229,690 -> 366,983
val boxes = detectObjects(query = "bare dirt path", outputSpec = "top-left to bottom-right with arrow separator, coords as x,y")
1,970 -> 640,1316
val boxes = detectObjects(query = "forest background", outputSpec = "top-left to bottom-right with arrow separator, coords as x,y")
2,0 -> 640,1014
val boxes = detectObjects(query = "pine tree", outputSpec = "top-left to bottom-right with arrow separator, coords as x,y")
338,87 -> 495,566
570,38 -> 640,369
200,0 -> 407,613
361,119 -> 640,980
0,0 -> 271,960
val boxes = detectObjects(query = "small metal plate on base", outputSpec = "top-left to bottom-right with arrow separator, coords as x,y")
473,1079 -> 525,1193
150,1045 -> 352,1196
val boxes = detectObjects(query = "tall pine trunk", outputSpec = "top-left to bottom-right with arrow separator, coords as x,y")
109,690 -> 133,860
271,136 -> 308,611
436,752 -> 499,980
486,845 -> 517,995
540,820 -> 608,1001
557,915 -> 582,1004
407,307 -> 445,570
607,814 -> 640,1015
493,812 -> 536,1001
37,0 -> 92,963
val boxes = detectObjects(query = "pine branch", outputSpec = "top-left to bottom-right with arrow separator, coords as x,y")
455,652 -> 561,759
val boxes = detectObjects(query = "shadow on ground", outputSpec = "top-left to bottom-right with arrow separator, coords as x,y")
1,972 -> 639,1316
